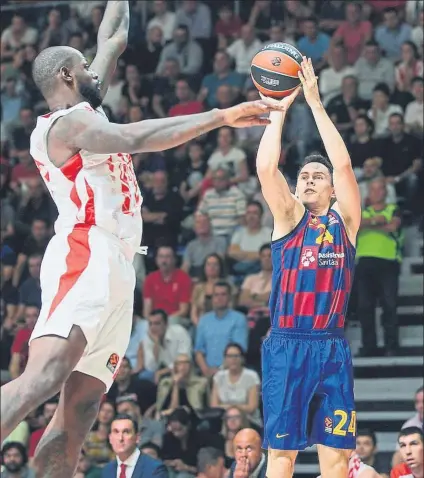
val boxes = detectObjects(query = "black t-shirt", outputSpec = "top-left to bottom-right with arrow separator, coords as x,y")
348,138 -> 383,169
106,376 -> 156,415
381,133 -> 423,177
327,95 -> 369,125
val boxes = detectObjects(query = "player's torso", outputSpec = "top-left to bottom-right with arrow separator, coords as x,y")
270,209 -> 356,330
30,102 -> 143,248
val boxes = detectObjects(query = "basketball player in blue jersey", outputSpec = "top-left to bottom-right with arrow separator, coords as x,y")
256,57 -> 362,478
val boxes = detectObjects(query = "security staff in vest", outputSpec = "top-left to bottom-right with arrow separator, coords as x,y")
356,177 -> 403,357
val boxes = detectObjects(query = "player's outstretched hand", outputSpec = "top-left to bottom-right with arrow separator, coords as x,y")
298,56 -> 321,108
222,98 -> 288,128
259,87 -> 300,111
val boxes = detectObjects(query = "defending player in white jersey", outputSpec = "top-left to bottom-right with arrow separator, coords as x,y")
0,2 -> 283,476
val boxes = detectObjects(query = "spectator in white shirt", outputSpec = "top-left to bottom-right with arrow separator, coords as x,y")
411,9 -> 423,56
320,44 -> 356,105
136,309 -> 192,384
228,200 -> 272,277
175,0 -> 212,40
227,24 -> 262,75
368,83 -> 403,137
405,76 -> 424,135
402,386 -> 424,430
147,0 -> 176,43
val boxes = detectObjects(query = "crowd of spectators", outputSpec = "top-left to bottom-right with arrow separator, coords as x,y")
0,0 -> 423,477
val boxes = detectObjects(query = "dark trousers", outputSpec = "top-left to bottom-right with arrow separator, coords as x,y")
356,257 -> 400,352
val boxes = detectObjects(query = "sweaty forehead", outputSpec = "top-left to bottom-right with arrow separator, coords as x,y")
299,162 -> 329,175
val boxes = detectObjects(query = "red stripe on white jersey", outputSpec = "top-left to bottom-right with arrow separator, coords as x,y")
60,152 -> 83,182
84,179 -> 96,224
47,226 -> 91,320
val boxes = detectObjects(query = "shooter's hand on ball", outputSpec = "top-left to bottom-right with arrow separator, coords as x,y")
222,99 -> 287,128
298,57 -> 321,108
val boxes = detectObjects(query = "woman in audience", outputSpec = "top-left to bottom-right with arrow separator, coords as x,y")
155,354 -> 209,417
83,400 -> 115,467
210,343 -> 262,427
395,41 -> 423,94
221,406 -> 250,468
190,254 -> 237,326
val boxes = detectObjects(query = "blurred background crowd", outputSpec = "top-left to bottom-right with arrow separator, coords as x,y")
0,0 -> 423,477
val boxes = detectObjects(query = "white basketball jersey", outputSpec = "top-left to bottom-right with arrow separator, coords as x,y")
30,102 -> 143,253
317,453 -> 373,478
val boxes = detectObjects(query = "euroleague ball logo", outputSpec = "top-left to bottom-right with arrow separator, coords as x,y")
301,249 -> 315,267
271,56 -> 281,67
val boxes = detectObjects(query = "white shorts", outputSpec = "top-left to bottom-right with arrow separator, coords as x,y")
30,225 -> 136,391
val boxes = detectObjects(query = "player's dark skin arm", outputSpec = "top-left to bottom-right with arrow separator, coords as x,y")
90,0 -> 129,98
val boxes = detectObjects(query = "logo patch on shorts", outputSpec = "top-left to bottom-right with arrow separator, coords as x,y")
324,417 -> 333,433
106,353 -> 120,373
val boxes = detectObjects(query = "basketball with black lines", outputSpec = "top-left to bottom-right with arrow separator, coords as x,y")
251,42 -> 302,98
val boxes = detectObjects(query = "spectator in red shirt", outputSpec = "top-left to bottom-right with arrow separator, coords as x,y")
215,3 -> 243,49
332,2 -> 373,65
391,427 -> 423,478
143,245 -> 192,327
9,304 -> 39,380
169,77 -> 204,117
28,398 -> 58,463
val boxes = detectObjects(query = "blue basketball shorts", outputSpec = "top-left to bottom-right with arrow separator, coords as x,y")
261,328 -> 356,451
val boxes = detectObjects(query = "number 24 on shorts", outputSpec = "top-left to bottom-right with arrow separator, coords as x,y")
325,410 -> 356,436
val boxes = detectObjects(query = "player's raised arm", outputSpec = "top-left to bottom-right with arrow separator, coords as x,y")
51,100 -> 283,155
90,1 -> 129,98
299,57 -> 361,239
256,90 -> 304,239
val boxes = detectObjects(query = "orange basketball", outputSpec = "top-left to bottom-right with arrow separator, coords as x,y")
251,42 -> 302,98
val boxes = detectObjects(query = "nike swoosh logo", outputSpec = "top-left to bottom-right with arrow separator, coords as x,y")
276,433 -> 289,438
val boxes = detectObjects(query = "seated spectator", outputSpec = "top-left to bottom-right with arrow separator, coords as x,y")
319,44 -> 356,105
0,442 -> 35,478
332,2 -> 373,65
265,22 -> 296,47
247,0 -> 284,41
228,201 -> 272,277
195,282 -> 248,378
175,0 -> 212,41
125,313 -> 148,370
107,357 -> 156,416
210,343 -> 261,427
356,429 -> 391,476
358,157 -> 397,207
297,17 -> 331,71
1,76 -> 30,126
140,442 -> 162,460
106,413 -> 167,477
215,4 -> 243,49
197,447 -> 226,478
28,399 -> 58,463
226,24 -> 262,75
411,9 -> 423,56
83,400 -> 116,467
143,246 -> 192,324
182,213 -> 227,280
348,114 -> 382,171
169,78 -> 204,117
162,407 -> 224,477
136,309 -> 192,383
221,406 -> 250,468
402,387 -> 423,430
152,58 -> 181,118
156,353 -> 209,416
121,64 -> 153,113
228,429 -> 267,478
355,178 -> 402,357
147,0 -> 176,43
74,449 -> 102,478
380,113 -> 422,205
38,8 -> 68,50
116,396 -> 164,447
207,127 -> 256,197
7,107 -> 35,152
368,83 -> 403,137
17,176 -> 57,228
0,14 -> 38,63
395,42 -> 423,95
10,145 -> 39,191
375,8 -> 412,62
136,25 -> 163,76
215,84 -> 237,111
391,427 -> 423,478
405,77 -> 424,135
142,171 -> 184,248
198,50 -> 244,109
318,0 -> 346,36
191,253 -> 237,326
326,75 -> 368,137
355,41 -> 395,102
197,167 -> 247,241
252,190 -> 273,229
16,253 -> 42,316
238,244 -> 273,317
9,305 -> 39,380
156,24 -> 203,76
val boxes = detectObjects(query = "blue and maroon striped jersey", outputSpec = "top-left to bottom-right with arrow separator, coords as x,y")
270,208 -> 356,330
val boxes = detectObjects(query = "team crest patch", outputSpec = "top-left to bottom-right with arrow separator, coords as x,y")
106,353 -> 120,373
324,417 -> 333,433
